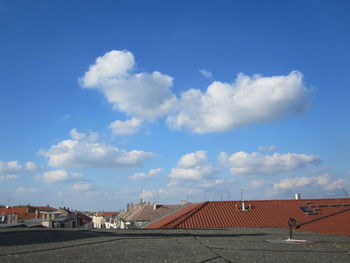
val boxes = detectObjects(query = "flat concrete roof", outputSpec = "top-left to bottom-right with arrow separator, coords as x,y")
0,228 -> 349,262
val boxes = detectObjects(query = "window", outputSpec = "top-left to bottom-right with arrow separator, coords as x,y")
300,206 -> 313,213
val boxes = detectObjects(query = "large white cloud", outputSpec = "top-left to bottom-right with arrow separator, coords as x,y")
273,174 -> 349,191
41,129 -> 156,168
167,71 -> 308,133
219,151 -> 321,176
43,170 -> 83,184
80,50 -> 309,134
168,151 -> 217,186
80,50 -> 177,121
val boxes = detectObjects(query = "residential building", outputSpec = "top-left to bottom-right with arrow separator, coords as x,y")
118,201 -> 181,229
92,212 -> 120,229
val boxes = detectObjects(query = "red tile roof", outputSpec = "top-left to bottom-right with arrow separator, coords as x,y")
144,198 -> 350,237
97,212 -> 120,217
0,207 -> 38,220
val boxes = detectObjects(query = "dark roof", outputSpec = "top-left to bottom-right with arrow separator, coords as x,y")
76,212 -> 92,224
144,198 -> 350,236
34,206 -> 56,212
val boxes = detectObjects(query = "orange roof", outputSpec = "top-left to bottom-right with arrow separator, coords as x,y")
0,207 -> 38,220
97,212 -> 120,217
144,198 -> 350,237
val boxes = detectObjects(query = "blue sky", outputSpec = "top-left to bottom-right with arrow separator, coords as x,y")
1,0 -> 349,211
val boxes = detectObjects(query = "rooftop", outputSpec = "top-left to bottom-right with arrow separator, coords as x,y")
0,228 -> 349,262
144,198 -> 350,237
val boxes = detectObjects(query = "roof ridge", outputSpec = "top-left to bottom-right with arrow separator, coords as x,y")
142,203 -> 189,228
165,202 -> 209,228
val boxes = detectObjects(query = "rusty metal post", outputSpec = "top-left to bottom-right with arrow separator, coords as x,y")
287,218 -> 299,240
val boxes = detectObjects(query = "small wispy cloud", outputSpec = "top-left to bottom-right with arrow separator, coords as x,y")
129,168 -> 163,180
199,69 -> 213,79
258,145 -> 277,152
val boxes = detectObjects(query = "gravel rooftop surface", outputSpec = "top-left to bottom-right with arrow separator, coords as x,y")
0,227 -> 349,263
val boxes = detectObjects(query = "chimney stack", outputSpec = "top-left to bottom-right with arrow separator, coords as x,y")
295,193 -> 301,200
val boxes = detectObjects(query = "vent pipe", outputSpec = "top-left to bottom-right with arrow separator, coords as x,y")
295,193 -> 301,200
242,200 -> 247,211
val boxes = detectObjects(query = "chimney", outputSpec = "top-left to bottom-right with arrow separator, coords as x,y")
127,203 -> 130,211
242,200 -> 247,211
295,193 -> 301,200
153,201 -> 157,210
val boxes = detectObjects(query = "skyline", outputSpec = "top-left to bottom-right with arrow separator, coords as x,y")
1,0 -> 350,211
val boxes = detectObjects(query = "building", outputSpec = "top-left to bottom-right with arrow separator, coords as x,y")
144,198 -> 350,237
0,207 -> 39,227
92,212 -> 120,229
118,201 -> 182,229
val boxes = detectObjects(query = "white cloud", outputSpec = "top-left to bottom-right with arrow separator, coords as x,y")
25,161 -> 39,171
258,145 -> 277,152
0,160 -> 21,173
41,129 -> 156,168
273,174 -> 349,191
70,128 -> 99,142
219,151 -> 321,176
16,187 -> 39,194
169,151 -> 217,185
129,168 -> 163,180
71,183 -> 92,191
142,190 -> 156,200
199,179 -> 225,188
167,71 -> 308,133
80,50 -> 177,121
80,50 -> 310,134
109,118 -> 142,135
199,69 -> 213,79
0,174 -> 19,182
177,150 -> 208,168
0,160 -> 39,174
43,170 -> 83,184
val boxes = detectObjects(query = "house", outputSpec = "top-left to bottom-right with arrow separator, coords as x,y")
0,207 -> 39,227
33,206 -> 57,227
76,212 -> 93,229
118,201 -> 181,229
51,207 -> 77,228
144,198 -> 350,237
92,212 -> 120,229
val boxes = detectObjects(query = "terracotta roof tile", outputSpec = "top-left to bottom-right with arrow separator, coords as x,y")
0,207 -> 38,220
97,212 -> 120,217
145,198 -> 350,236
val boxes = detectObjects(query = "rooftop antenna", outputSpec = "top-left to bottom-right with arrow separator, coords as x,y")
186,189 -> 189,203
140,185 -> 143,204
157,190 -> 160,204
343,188 -> 349,197
204,190 -> 209,201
